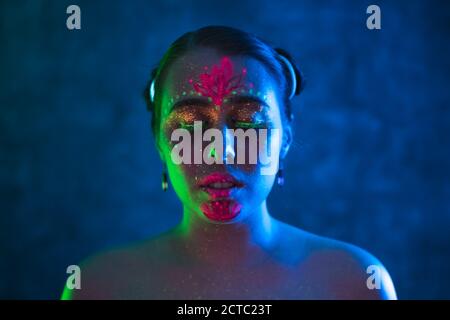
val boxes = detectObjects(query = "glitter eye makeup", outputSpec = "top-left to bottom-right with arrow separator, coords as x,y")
169,97 -> 210,113
229,109 -> 270,130
233,121 -> 267,130
164,105 -> 217,136
179,122 -> 195,131
166,103 -> 272,133
226,99 -> 274,130
165,90 -> 275,133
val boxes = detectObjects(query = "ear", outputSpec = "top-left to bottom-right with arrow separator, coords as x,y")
280,125 -> 292,160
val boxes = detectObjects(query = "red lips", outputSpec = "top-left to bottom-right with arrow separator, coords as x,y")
198,172 -> 243,199
201,201 -> 242,222
198,172 -> 243,221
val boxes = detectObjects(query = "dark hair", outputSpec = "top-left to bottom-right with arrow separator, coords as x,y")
143,26 -> 304,138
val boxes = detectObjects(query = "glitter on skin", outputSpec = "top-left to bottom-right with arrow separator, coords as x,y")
201,200 -> 242,222
162,95 -> 278,222
157,52 -> 285,225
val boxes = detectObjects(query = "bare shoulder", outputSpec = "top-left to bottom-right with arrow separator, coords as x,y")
61,246 -> 140,300
276,221 -> 397,300
61,236 -> 171,300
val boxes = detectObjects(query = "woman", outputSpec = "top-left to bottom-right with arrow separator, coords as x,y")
63,26 -> 397,299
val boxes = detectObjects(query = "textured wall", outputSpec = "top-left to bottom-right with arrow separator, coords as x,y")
1,0 -> 449,299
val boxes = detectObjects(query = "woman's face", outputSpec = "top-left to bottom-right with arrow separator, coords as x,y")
156,48 -> 289,223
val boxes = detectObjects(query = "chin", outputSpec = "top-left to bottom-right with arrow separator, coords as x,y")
200,200 -> 243,223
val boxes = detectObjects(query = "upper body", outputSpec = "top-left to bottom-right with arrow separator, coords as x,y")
63,218 -> 396,299
62,26 -> 396,300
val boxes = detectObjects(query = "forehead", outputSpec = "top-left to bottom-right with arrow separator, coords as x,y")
161,48 -> 279,111
166,48 -> 273,85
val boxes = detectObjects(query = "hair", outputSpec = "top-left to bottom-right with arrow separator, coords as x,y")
143,26 -> 304,138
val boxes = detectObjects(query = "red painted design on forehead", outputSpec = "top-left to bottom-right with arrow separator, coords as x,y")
188,57 -> 247,106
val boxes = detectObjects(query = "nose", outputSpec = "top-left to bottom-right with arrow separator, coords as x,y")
223,126 -> 235,164
208,126 -> 235,164
204,118 -> 236,165
203,125 -> 235,165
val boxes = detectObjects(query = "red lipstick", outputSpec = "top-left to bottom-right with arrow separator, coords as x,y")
198,172 -> 243,199
198,173 -> 243,221
201,201 -> 242,222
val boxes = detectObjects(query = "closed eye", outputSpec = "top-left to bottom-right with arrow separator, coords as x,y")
179,120 -> 212,131
180,122 -> 195,131
234,121 -> 267,129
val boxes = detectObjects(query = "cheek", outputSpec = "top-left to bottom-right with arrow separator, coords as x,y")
234,129 -> 282,173
165,162 -> 201,205
158,124 -> 196,198
237,170 -> 276,208
244,170 -> 276,187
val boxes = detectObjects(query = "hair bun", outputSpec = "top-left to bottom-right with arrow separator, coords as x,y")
274,48 -> 304,98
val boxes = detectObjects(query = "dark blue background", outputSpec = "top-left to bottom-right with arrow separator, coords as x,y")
1,0 -> 449,299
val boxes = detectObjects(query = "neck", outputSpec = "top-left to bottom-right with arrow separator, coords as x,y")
171,201 -> 280,267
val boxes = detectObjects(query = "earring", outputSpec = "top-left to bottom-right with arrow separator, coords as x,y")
277,161 -> 284,186
162,171 -> 168,191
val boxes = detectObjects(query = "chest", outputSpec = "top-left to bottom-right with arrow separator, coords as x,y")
113,262 -> 335,299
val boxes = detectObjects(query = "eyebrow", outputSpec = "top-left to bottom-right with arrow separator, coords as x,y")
225,95 -> 269,108
170,95 -> 270,112
170,97 -> 210,112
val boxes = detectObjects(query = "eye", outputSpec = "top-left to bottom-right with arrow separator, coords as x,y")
179,122 -> 195,131
179,120 -> 212,131
234,121 -> 267,129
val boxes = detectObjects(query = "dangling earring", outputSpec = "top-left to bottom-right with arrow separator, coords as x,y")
162,170 -> 168,191
277,161 -> 284,186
